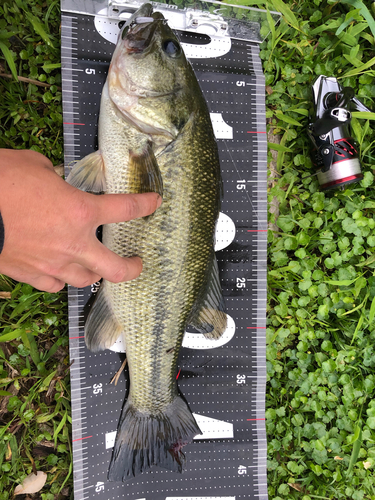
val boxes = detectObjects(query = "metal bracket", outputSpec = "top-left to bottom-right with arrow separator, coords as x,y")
108,0 -> 229,35
60,0 -> 281,42
185,10 -> 228,35
104,0 -> 282,42
109,0 -> 142,18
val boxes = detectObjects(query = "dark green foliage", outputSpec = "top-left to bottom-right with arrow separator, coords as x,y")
265,0 -> 375,498
0,0 -> 63,163
0,280 -> 70,498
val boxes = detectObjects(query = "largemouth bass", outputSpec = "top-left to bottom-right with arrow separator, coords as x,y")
67,3 -> 226,481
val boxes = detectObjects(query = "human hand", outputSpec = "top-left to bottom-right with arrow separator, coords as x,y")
0,149 -> 161,292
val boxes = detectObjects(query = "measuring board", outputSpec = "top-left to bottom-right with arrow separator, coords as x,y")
61,2 -> 270,499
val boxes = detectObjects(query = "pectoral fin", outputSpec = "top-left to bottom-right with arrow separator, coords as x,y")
187,256 -> 227,339
129,141 -> 163,197
66,150 -> 106,193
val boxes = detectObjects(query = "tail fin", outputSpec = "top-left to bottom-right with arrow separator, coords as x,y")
108,396 -> 201,481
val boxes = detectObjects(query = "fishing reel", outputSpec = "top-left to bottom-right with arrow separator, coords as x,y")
308,75 -> 372,191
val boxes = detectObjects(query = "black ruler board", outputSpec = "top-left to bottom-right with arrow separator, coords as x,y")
62,9 -> 267,500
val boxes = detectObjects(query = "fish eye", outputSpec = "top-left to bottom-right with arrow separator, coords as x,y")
121,25 -> 130,39
162,39 -> 181,57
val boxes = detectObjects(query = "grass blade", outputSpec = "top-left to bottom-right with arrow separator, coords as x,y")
352,112 -> 375,120
340,0 -> 375,39
342,55 -> 375,77
275,110 -> 303,126
268,142 -> 293,153
266,8 -> 276,43
0,329 -> 23,343
324,278 -> 358,286
25,12 -> 54,47
351,313 -> 364,345
270,0 -> 299,30
42,62 -> 61,71
369,296 -> 375,324
9,292 -> 43,320
26,332 -> 41,367
58,460 -> 72,494
0,391 -> 13,397
54,410 -> 67,446
0,41 -> 18,81
357,252 -> 375,267
347,424 -> 362,475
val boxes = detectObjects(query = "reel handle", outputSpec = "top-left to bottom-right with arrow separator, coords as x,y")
311,107 -> 351,136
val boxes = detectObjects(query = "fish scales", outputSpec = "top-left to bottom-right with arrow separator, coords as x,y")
67,2 -> 226,481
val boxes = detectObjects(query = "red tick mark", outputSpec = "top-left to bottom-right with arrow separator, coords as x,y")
72,435 -> 93,442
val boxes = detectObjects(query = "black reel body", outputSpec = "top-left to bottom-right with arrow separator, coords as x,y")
308,75 -> 371,191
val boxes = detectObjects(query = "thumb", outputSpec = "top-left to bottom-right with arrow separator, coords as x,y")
92,192 -> 162,225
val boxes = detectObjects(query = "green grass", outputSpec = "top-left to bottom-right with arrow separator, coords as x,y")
0,0 -> 63,162
263,1 -> 375,499
0,283 -> 70,499
1,0 -> 375,499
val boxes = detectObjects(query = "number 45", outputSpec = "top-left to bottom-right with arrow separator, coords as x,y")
95,482 -> 104,492
238,465 -> 247,475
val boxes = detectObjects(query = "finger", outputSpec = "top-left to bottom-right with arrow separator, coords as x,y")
92,192 -> 162,225
79,241 -> 143,283
30,275 -> 66,293
57,263 -> 102,289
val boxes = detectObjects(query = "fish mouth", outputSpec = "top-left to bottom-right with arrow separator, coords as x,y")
124,2 -> 154,24
120,4 -> 166,55
124,18 -> 166,54
114,7 -> 183,99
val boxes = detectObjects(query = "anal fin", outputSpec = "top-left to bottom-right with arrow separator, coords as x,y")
85,283 -> 122,352
187,255 -> 227,340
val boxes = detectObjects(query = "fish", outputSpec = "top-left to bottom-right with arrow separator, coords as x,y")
67,2 -> 227,481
